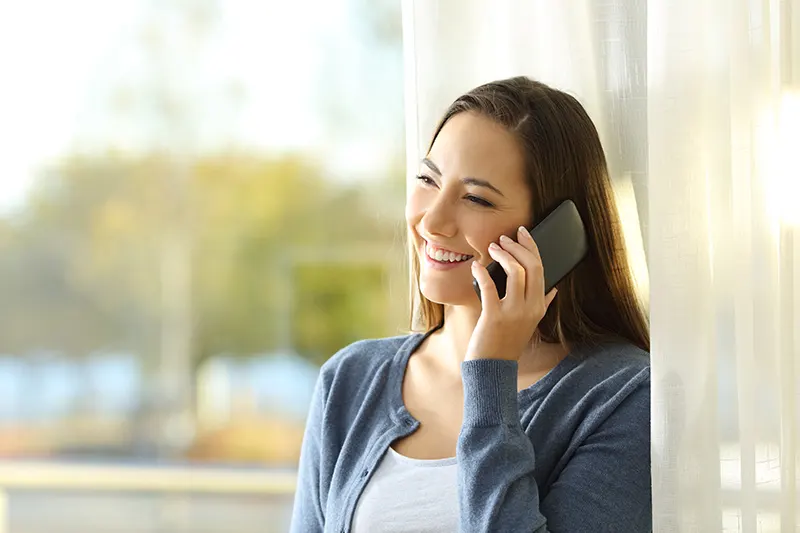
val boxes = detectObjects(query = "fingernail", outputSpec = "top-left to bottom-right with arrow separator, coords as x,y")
519,226 -> 531,239
489,242 -> 500,250
499,235 -> 511,244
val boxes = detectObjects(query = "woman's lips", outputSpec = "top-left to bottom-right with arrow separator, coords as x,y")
421,241 -> 474,271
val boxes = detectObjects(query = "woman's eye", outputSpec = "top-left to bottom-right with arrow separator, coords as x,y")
465,195 -> 494,208
415,176 -> 492,207
416,174 -> 437,187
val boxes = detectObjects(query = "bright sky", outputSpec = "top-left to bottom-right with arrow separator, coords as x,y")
0,0 -> 402,213
0,0 -> 131,211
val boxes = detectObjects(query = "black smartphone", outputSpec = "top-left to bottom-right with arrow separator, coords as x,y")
473,199 -> 589,301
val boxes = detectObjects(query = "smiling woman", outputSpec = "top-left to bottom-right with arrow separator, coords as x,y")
407,111 -> 529,307
409,78 -> 649,353
290,77 -> 651,533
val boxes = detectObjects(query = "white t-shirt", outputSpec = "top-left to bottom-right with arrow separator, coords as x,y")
351,446 -> 458,533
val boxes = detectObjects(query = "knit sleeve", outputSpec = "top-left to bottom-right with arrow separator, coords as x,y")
457,359 -> 651,532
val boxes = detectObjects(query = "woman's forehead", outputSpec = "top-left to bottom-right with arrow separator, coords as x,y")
427,112 -> 527,192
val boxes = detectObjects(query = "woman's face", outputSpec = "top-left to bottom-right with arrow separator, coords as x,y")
406,111 -> 533,306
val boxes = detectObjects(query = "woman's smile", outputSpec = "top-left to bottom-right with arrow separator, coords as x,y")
421,240 -> 475,271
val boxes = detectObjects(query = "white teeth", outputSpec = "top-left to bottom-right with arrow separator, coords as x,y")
426,243 -> 471,263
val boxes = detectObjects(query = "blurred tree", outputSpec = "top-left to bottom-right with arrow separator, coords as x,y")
191,152 -> 405,364
0,0 -> 408,462
291,263 -> 389,365
0,151 -> 404,369
0,156 -> 156,357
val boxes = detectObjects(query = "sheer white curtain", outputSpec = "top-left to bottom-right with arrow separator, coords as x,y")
401,1 -> 799,531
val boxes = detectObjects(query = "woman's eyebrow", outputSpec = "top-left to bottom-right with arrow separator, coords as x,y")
462,177 -> 505,197
421,158 -> 506,198
421,158 -> 442,176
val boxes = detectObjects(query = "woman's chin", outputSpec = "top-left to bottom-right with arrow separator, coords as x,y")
419,282 -> 479,307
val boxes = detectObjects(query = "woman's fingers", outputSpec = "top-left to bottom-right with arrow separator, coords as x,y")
517,227 -> 547,302
515,226 -> 540,258
471,261 -> 500,312
487,241 -> 525,306
498,228 -> 546,303
545,287 -> 558,308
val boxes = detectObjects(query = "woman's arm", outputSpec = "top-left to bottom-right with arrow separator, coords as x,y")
289,373 -> 327,533
457,359 -> 651,533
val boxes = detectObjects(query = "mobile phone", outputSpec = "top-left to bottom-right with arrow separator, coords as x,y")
473,199 -> 589,301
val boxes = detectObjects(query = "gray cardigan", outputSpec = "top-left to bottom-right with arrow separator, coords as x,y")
289,329 -> 651,532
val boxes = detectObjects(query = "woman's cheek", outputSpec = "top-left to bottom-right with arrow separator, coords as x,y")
404,192 -> 424,223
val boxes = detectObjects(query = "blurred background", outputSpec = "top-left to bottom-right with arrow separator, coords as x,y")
0,0 -> 406,531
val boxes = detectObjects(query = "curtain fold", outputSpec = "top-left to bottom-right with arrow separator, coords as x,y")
401,0 -> 799,530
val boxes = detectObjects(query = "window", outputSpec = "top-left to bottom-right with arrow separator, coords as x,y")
0,1 -> 404,531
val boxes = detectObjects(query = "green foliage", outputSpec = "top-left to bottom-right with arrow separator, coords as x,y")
292,263 -> 389,366
0,151 -> 407,367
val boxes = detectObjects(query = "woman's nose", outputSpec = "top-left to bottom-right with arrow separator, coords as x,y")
421,195 -> 457,237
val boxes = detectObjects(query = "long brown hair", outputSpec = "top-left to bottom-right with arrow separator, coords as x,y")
408,76 -> 649,353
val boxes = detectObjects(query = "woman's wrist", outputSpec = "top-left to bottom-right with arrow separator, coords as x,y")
461,359 -> 519,426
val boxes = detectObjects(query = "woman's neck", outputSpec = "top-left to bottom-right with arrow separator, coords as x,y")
425,303 -> 570,379
435,304 -> 481,366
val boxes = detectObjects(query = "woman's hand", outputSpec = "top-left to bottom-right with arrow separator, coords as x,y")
466,225 -> 558,362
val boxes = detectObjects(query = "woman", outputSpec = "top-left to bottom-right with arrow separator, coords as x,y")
290,77 -> 651,533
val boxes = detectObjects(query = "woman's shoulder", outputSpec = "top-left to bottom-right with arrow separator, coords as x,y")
537,339 -> 650,413
523,341 -> 650,495
568,339 -> 650,383
317,332 -> 423,388
311,333 -> 421,428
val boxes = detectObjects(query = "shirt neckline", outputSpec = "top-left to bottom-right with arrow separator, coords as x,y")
389,326 -> 596,426
386,446 -> 458,467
